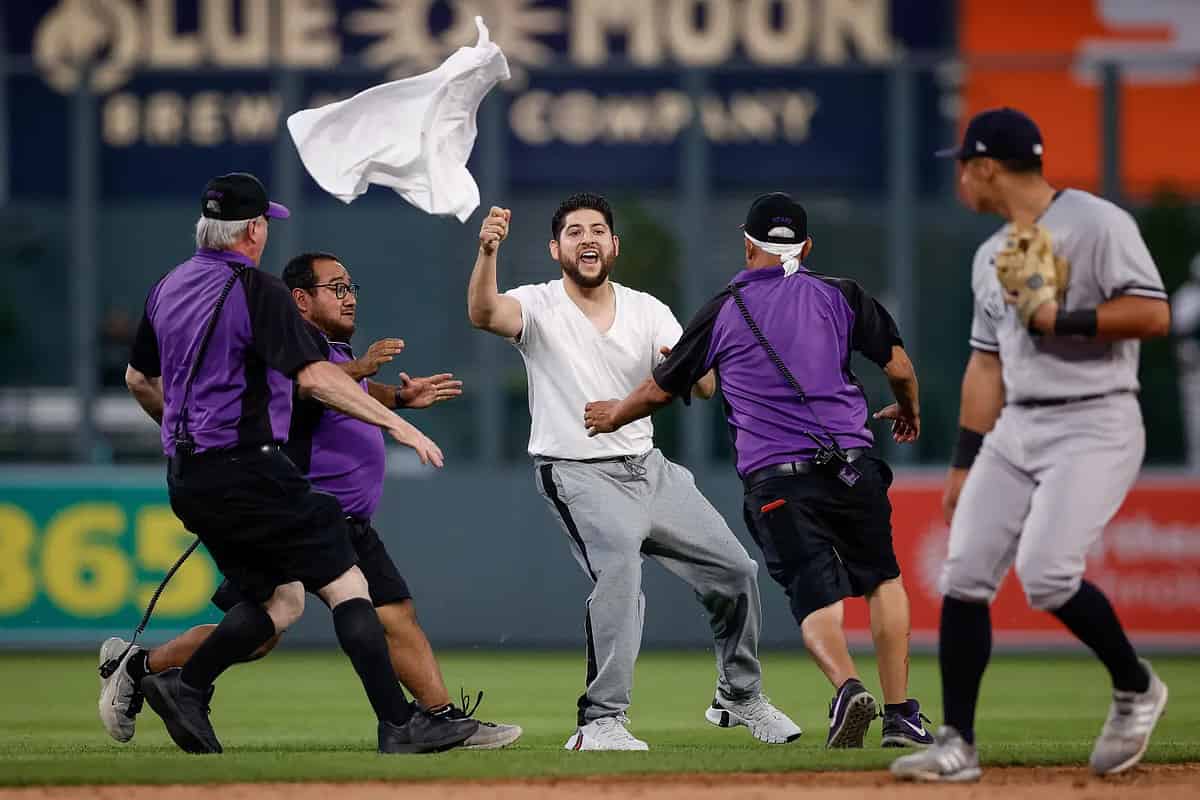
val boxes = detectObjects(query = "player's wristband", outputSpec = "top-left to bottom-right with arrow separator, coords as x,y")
950,427 -> 985,470
1054,308 -> 1098,337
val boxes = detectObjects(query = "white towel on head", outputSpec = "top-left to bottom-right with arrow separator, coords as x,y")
286,17 -> 510,222
744,232 -> 807,276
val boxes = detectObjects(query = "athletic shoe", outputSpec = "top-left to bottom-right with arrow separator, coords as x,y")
825,678 -> 877,748
462,719 -> 523,750
881,699 -> 935,747
1089,659 -> 1169,776
890,725 -> 982,782
140,668 -> 222,754
378,706 -> 478,754
564,714 -> 649,751
705,693 -> 802,744
98,637 -> 144,743
425,700 -> 521,750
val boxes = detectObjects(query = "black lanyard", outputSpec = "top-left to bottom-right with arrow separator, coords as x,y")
171,262 -> 246,457
727,279 -> 861,486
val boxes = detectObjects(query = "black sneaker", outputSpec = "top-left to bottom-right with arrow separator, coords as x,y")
378,707 -> 479,754
881,699 -> 935,747
826,678 -> 877,749
140,669 -> 222,754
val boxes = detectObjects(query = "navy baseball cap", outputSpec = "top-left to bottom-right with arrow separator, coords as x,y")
936,107 -> 1044,163
743,192 -> 808,244
201,173 -> 290,221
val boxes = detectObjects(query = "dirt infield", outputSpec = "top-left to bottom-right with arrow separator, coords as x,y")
3,764 -> 1199,800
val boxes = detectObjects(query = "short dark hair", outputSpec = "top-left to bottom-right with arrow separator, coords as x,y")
282,251 -> 341,291
997,157 -> 1043,175
551,193 -> 614,240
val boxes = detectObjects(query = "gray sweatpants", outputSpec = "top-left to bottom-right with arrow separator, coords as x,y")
941,392 -> 1144,611
535,448 -> 763,724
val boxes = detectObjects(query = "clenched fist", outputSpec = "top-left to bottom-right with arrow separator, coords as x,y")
479,206 -> 511,255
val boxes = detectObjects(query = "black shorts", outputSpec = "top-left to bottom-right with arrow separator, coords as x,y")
742,455 -> 901,624
167,445 -> 357,605
211,517 -> 411,612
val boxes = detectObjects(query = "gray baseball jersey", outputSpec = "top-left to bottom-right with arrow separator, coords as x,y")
942,188 -> 1168,612
968,189 -> 1167,402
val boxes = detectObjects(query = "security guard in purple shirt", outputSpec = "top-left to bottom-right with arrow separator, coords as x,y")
117,173 -> 474,756
584,193 -> 933,749
106,252 -> 521,750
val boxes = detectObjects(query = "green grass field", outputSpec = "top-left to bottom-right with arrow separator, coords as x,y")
1,649 -> 1197,786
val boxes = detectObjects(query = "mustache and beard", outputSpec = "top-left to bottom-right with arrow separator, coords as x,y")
559,244 -> 615,289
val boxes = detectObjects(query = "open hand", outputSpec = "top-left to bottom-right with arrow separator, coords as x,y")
396,372 -> 463,409
873,403 -> 920,443
388,424 -> 444,467
356,338 -> 405,378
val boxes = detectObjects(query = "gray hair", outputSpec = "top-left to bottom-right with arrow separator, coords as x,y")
195,216 -> 253,250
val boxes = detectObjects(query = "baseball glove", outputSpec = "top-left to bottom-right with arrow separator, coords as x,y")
994,223 -> 1069,328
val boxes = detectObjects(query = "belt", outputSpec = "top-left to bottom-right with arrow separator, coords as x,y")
742,448 -> 867,490
1008,388 -> 1135,408
173,442 -> 279,463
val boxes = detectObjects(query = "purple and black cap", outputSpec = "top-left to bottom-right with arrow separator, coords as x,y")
936,107 -> 1044,163
201,172 -> 290,221
743,192 -> 808,244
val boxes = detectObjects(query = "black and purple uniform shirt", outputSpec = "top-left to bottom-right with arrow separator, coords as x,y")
654,265 -> 902,478
129,248 -> 325,457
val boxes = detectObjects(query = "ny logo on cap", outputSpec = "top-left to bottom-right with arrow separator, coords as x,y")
206,199 -> 221,213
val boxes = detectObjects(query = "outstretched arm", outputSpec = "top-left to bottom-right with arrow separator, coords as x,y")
584,377 -> 674,437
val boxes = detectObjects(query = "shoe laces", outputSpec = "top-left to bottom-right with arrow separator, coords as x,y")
125,687 -> 145,719
435,688 -> 487,722
594,714 -> 640,743
1103,689 -> 1154,737
737,694 -> 787,724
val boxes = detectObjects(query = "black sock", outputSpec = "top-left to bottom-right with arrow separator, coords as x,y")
332,598 -> 412,724
1051,580 -> 1149,693
939,597 -> 991,746
179,602 -> 275,690
124,649 -> 151,683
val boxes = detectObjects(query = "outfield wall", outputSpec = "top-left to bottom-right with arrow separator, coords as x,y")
1,466 -> 1198,652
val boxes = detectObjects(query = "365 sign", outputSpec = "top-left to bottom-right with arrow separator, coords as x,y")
0,483 -> 219,641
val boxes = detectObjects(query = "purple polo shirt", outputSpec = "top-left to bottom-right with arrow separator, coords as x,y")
129,248 -> 325,456
654,265 -> 902,477
283,332 -> 387,520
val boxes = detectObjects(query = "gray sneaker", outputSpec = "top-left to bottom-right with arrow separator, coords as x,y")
890,725 -> 981,782
1089,659 -> 1168,776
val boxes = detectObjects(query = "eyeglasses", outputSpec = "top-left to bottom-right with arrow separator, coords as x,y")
311,282 -> 359,299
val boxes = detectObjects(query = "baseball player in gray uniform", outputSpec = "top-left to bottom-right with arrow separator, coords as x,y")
468,193 -> 801,751
892,108 -> 1172,783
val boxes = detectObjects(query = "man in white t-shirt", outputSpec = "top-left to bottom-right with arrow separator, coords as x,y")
468,193 -> 801,751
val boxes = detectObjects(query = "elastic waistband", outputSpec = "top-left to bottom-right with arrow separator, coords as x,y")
1007,388 -> 1136,408
537,452 -> 648,465
742,448 -> 867,490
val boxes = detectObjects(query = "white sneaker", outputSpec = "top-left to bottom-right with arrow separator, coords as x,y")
98,637 -> 144,743
1089,659 -> 1169,776
705,694 -> 802,744
563,715 -> 649,751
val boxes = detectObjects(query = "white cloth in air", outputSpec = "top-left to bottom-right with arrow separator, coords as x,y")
286,17 -> 509,222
